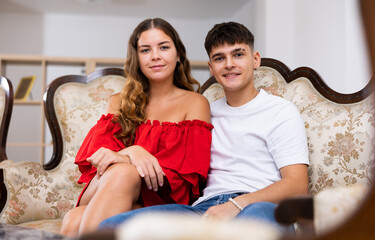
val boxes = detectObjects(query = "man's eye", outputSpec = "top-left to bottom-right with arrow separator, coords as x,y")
214,57 -> 223,62
234,53 -> 244,57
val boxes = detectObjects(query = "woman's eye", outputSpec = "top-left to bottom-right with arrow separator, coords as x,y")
140,48 -> 149,53
160,45 -> 170,50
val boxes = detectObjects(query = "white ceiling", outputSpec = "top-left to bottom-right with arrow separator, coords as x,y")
0,0 -> 250,19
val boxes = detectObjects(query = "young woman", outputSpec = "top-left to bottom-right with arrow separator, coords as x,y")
60,18 -> 213,237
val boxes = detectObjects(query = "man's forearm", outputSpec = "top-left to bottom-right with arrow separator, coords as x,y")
234,164 -> 308,208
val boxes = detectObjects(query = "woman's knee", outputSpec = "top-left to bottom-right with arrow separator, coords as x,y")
100,163 -> 141,190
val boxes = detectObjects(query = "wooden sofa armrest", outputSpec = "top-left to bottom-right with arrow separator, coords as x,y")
275,196 -> 313,224
276,196 -> 315,237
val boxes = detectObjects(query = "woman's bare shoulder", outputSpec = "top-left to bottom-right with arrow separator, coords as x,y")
105,93 -> 121,115
183,90 -> 209,105
183,91 -> 211,123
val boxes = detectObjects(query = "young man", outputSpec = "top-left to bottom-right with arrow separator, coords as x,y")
99,21 -> 309,229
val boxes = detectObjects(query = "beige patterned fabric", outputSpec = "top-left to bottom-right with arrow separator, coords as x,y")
18,219 -> 62,235
256,67 -> 374,194
0,159 -> 14,168
0,75 -> 126,233
314,184 -> 369,235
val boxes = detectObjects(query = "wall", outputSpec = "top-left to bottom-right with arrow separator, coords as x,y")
254,0 -> 371,93
0,12 -> 44,54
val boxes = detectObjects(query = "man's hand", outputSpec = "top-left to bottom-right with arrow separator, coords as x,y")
203,201 -> 241,220
87,147 -> 131,177
120,145 -> 165,192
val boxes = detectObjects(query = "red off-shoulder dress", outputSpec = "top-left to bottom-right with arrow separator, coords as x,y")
75,114 -> 213,207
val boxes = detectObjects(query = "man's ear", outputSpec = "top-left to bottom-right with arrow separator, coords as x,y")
253,51 -> 261,69
208,61 -> 214,76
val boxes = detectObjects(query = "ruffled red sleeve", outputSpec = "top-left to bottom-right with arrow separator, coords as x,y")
75,114 -> 125,184
135,120 -> 213,206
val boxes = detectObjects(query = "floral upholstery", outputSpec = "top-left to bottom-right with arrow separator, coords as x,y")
0,74 -> 126,233
17,219 -> 63,235
313,183 -> 369,235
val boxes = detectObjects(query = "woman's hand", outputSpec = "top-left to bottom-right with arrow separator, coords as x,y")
87,147 -> 130,177
120,145 -> 165,192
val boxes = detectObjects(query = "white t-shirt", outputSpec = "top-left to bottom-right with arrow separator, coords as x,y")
193,89 -> 309,206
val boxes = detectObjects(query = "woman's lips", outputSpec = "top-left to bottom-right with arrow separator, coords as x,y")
150,64 -> 165,70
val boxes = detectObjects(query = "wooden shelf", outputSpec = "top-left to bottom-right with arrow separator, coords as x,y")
14,100 -> 43,105
7,142 -> 53,147
190,60 -> 208,68
0,54 -> 208,74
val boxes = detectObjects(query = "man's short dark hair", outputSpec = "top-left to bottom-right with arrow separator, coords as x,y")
204,22 -> 255,56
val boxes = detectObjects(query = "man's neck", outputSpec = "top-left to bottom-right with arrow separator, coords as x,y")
225,85 -> 259,107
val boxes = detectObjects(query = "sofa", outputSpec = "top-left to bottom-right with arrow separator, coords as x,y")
0,59 -> 373,238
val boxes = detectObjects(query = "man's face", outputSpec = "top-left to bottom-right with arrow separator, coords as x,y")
208,43 -> 260,93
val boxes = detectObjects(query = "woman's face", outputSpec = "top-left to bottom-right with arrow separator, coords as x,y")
137,28 -> 179,84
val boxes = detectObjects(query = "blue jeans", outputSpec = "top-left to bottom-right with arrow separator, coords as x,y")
99,193 -> 294,234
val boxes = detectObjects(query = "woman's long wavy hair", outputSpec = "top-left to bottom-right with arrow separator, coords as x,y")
116,18 -> 201,146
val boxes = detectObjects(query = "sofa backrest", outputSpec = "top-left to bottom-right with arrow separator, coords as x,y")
44,68 -> 127,189
202,58 -> 375,195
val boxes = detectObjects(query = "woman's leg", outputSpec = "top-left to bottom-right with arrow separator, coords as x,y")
78,162 -> 141,235
60,169 -> 102,237
60,206 -> 86,237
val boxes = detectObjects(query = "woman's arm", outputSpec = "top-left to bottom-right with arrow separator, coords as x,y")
119,146 -> 165,192
105,93 -> 121,115
87,147 -> 131,177
105,93 -> 164,191
185,92 -> 211,123
86,94 -> 128,177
